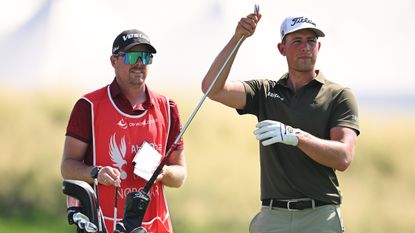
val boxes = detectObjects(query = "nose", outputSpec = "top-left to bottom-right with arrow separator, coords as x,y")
136,57 -> 144,65
301,42 -> 311,52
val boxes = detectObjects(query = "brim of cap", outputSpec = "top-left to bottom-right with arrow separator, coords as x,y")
282,27 -> 325,40
122,42 -> 157,54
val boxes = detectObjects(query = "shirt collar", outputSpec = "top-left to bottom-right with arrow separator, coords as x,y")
277,70 -> 326,87
109,78 -> 155,110
314,70 -> 326,84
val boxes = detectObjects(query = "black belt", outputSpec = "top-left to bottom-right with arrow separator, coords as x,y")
262,198 -> 330,210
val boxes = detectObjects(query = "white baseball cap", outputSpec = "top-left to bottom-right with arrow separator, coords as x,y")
280,16 -> 325,41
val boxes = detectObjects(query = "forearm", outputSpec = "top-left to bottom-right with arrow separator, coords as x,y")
201,34 -> 244,97
61,158 -> 94,184
296,130 -> 354,171
160,165 -> 187,188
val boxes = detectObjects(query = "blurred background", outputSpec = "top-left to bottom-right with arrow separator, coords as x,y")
1,0 -> 414,232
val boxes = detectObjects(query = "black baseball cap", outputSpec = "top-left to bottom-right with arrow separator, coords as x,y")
112,29 -> 157,55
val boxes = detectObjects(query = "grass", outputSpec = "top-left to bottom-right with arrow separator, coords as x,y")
0,214 -> 72,233
1,87 -> 414,233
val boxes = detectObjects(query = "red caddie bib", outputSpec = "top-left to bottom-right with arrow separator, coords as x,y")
83,85 -> 172,233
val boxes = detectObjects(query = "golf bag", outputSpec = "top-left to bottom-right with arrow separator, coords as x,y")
63,179 -> 151,233
62,179 -> 107,233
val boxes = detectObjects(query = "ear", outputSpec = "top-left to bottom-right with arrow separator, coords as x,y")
110,55 -> 117,68
277,43 -> 286,56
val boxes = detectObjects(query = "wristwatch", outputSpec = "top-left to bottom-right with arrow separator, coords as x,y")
90,166 -> 101,179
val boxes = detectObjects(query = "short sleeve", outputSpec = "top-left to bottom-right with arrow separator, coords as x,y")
168,99 -> 184,150
65,98 -> 92,143
236,80 -> 264,116
329,88 -> 360,135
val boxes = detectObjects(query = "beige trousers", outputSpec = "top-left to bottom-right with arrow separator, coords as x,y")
249,205 -> 344,233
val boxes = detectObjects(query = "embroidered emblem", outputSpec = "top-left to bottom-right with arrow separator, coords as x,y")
109,133 -> 128,179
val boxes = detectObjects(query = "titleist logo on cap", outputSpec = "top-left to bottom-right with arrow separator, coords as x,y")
290,17 -> 316,27
280,15 -> 325,41
122,33 -> 150,42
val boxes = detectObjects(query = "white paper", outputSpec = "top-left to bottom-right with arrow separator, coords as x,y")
132,141 -> 162,181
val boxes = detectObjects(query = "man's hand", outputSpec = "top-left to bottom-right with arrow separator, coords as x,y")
98,166 -> 121,186
235,12 -> 262,39
254,120 -> 300,146
156,166 -> 167,183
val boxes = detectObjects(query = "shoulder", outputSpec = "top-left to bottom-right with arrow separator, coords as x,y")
318,72 -> 356,99
322,79 -> 345,91
147,88 -> 180,113
323,80 -> 357,103
147,88 -> 171,106
242,78 -> 278,92
83,85 -> 109,103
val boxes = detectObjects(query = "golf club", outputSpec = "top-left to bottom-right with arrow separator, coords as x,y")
73,212 -> 91,223
73,212 -> 98,233
93,178 -> 104,232
113,180 -> 120,232
78,219 -> 99,233
142,3 -> 260,194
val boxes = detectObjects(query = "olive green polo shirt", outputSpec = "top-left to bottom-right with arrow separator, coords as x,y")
237,71 -> 359,204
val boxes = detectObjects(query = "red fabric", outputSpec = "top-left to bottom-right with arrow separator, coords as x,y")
65,79 -> 183,166
84,85 -> 173,233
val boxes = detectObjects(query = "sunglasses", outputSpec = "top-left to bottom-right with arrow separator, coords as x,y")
120,52 -> 153,65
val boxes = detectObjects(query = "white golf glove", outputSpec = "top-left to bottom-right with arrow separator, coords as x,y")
254,120 -> 300,146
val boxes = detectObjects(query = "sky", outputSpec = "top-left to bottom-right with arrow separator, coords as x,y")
1,0 -> 414,100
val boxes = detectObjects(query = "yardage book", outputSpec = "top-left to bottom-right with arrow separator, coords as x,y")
132,141 -> 162,181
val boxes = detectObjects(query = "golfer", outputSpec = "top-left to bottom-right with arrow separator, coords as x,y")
201,12 -> 359,233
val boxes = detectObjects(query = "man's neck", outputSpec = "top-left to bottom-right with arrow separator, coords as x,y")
121,83 -> 147,107
287,70 -> 317,92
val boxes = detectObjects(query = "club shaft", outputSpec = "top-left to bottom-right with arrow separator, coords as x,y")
94,179 -> 103,232
143,35 -> 245,194
113,186 -> 119,232
175,35 -> 244,144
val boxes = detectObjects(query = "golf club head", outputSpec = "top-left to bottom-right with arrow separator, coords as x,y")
77,219 -> 87,229
84,221 -> 98,233
73,212 -> 90,223
254,4 -> 260,15
67,206 -> 83,225
78,219 -> 98,233
114,222 -> 126,233
114,224 -> 147,233
130,227 -> 148,233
